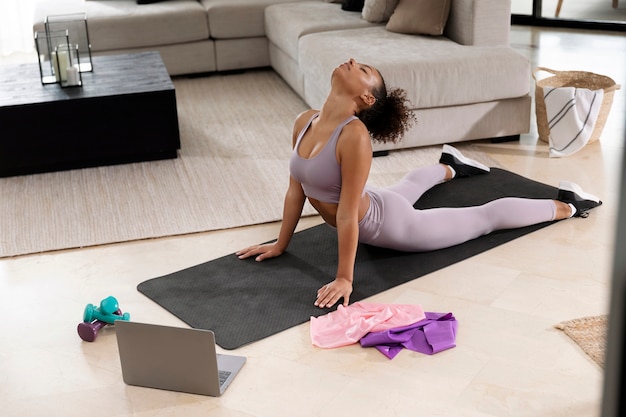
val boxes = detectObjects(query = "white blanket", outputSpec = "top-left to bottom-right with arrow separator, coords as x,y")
543,86 -> 604,158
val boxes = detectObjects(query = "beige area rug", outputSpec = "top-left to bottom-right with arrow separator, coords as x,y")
0,70 -> 500,258
555,315 -> 608,367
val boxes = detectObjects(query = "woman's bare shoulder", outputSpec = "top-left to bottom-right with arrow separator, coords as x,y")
340,118 -> 372,146
334,119 -> 372,163
291,109 -> 319,145
294,109 -> 318,127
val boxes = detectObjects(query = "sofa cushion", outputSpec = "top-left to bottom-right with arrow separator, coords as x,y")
33,0 -> 209,51
298,26 -> 530,110
445,0 -> 512,46
386,0 -> 451,35
361,0 -> 398,23
265,2 -> 378,61
201,0 -> 309,39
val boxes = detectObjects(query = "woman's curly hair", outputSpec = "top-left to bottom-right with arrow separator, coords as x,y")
356,73 -> 416,144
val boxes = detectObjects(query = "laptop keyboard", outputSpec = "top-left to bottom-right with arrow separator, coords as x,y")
218,370 -> 232,386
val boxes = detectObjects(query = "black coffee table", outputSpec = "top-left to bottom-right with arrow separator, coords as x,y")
0,52 -> 180,177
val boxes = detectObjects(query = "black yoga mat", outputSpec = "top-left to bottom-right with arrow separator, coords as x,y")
138,168 -> 559,349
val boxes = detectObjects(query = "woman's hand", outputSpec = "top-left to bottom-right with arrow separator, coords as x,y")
236,243 -> 284,262
315,278 -> 353,309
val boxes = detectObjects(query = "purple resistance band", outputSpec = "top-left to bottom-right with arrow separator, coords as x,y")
360,312 -> 458,359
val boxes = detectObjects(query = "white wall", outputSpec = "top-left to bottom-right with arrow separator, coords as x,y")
0,0 -> 44,56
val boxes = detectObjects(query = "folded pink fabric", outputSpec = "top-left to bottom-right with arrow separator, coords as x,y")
310,302 -> 426,348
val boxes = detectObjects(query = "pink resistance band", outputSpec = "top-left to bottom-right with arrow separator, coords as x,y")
310,302 -> 426,349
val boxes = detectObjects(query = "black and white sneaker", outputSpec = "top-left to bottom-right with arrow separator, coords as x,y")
439,144 -> 490,177
557,181 -> 602,218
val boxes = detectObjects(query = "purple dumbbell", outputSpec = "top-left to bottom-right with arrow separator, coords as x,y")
77,320 -> 108,342
77,308 -> 124,342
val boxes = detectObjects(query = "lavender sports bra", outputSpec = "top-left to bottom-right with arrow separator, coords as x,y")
289,112 -> 358,204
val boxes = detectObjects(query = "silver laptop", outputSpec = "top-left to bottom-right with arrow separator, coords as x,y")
115,321 -> 246,396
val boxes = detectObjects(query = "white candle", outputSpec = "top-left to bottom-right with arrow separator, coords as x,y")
57,49 -> 70,82
66,66 -> 79,86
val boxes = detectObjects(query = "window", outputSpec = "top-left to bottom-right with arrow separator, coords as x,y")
512,0 -> 626,31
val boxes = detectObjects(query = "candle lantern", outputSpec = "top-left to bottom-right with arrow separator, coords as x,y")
35,29 -> 69,84
45,13 -> 93,73
34,29 -> 83,87
59,44 -> 83,88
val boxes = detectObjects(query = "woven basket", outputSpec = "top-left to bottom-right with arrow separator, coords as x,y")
533,67 -> 620,143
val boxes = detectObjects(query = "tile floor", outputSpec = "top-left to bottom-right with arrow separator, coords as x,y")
1,26 -> 624,417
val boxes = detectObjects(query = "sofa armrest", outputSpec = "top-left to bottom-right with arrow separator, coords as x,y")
445,0 -> 511,46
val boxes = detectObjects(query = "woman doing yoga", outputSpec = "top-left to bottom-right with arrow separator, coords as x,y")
236,58 -> 602,309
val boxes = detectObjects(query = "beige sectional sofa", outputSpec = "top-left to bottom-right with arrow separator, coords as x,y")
33,0 -> 531,149
33,0 -> 301,75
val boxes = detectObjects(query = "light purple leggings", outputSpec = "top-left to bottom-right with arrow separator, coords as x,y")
357,164 -> 557,252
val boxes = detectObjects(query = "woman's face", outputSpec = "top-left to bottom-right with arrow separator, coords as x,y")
332,58 -> 382,105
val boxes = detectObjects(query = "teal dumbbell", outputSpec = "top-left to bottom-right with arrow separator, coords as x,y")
83,296 -> 130,324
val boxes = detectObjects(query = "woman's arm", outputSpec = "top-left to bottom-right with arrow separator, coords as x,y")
236,175 -> 306,261
315,122 -> 372,308
236,110 -> 314,261
273,177 -> 307,251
